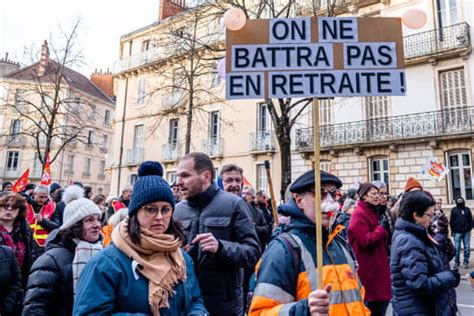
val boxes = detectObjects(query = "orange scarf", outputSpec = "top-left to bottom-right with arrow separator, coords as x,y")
112,219 -> 185,315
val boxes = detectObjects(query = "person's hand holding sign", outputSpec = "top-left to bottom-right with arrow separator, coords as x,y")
192,233 -> 220,253
308,284 -> 332,316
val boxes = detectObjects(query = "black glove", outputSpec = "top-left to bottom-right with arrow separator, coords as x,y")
450,268 -> 460,287
379,215 -> 390,233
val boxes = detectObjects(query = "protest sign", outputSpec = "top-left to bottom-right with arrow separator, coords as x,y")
226,17 -> 405,99
421,157 -> 449,182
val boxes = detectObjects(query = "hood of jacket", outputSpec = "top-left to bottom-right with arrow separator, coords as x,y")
45,229 -> 76,253
395,218 -> 430,242
455,196 -> 465,208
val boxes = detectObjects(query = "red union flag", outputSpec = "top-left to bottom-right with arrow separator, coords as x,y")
12,169 -> 30,192
40,155 -> 52,186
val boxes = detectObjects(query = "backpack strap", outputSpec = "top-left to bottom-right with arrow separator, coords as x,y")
278,233 -> 318,292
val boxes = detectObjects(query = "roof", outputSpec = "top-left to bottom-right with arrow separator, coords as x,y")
6,60 -> 114,105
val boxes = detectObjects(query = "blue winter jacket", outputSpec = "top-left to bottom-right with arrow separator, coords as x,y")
390,218 -> 458,316
73,244 -> 207,316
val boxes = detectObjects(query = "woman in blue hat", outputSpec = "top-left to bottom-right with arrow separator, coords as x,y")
73,161 -> 207,316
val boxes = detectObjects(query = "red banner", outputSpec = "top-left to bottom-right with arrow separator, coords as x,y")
12,169 -> 30,192
39,155 -> 51,186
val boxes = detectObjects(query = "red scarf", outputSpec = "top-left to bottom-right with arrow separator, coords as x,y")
0,224 -> 26,268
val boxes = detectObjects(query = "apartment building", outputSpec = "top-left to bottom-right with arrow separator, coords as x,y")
0,41 -> 115,194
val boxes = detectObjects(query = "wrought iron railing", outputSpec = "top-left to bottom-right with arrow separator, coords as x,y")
250,131 -> 277,152
31,169 -> 42,178
3,169 -> 20,178
403,23 -> 471,60
296,106 -> 474,150
162,142 -> 180,161
161,91 -> 185,109
201,137 -> 223,157
126,147 -> 144,165
2,135 -> 26,147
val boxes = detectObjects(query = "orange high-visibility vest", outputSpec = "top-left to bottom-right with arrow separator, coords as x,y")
27,202 -> 56,247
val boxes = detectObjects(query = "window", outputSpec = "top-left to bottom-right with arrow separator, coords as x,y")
137,78 -> 147,105
5,151 -> 19,171
98,160 -> 106,176
102,134 -> 108,149
14,89 -> 25,105
364,96 -> 390,120
320,160 -> 331,173
437,0 -> 458,28
141,40 -> 151,52
104,110 -> 111,125
167,171 -> 177,184
66,154 -> 74,175
209,111 -> 220,139
87,130 -> 94,146
439,68 -> 467,109
33,152 -> 41,175
84,158 -> 91,175
370,157 -> 390,189
448,152 -> 472,200
214,168 -> 219,181
319,99 -> 333,126
257,103 -> 272,132
10,119 -> 21,136
134,125 -> 144,149
129,174 -> 138,185
257,164 -> 268,194
168,119 -> 179,145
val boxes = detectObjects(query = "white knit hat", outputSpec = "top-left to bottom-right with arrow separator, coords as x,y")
60,186 -> 102,230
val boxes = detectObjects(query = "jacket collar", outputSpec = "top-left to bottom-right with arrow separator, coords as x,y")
186,183 -> 219,209
395,218 -> 430,241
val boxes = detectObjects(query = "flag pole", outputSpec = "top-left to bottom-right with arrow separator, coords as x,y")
313,97 -> 323,289
264,160 -> 279,227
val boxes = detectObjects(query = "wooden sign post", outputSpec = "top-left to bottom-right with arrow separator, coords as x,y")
312,98 -> 323,288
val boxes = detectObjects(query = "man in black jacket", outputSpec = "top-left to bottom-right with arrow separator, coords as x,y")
450,196 -> 473,269
174,153 -> 261,316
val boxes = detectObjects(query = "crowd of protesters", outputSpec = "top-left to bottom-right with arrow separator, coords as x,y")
0,152 -> 472,316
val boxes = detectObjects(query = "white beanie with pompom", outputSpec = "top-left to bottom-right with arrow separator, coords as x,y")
60,185 -> 101,231
63,185 -> 84,205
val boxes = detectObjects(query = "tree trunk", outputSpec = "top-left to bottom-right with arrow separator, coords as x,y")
278,132 -> 292,201
184,93 -> 193,154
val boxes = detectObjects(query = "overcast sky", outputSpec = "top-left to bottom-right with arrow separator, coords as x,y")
1,0 -> 158,76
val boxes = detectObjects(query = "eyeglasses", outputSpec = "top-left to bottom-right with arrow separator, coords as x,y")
223,177 -> 243,185
309,188 -> 339,199
142,205 -> 172,217
423,212 -> 434,218
0,205 -> 19,211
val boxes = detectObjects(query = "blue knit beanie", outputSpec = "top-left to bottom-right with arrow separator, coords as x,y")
128,161 -> 175,216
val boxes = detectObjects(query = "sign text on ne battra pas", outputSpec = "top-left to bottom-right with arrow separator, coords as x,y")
226,17 -> 406,99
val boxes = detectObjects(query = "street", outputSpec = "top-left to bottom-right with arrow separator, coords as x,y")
457,278 -> 474,315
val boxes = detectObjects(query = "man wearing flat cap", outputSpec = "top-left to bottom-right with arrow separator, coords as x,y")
249,170 -> 369,316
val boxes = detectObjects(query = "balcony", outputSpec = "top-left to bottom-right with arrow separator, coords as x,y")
312,0 -> 385,15
403,23 -> 471,63
98,174 -> 106,180
161,142 -> 181,162
295,106 -> 474,151
3,169 -> 20,178
64,169 -> 74,176
82,171 -> 91,178
201,137 -> 223,158
250,131 -> 277,153
2,135 -> 26,147
100,146 -> 108,153
161,91 -> 185,110
126,147 -> 144,166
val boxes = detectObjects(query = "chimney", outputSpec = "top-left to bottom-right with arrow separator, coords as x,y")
38,40 -> 50,76
159,0 -> 185,20
90,69 -> 114,98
